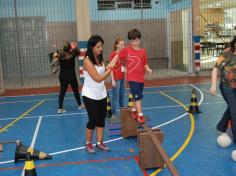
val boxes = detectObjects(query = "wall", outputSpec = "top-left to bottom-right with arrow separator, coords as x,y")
169,0 -> 191,11
91,19 -> 167,60
89,0 -> 169,21
47,22 -> 77,51
0,0 -> 76,22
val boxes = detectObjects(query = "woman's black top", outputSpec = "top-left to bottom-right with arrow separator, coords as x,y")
59,55 -> 76,78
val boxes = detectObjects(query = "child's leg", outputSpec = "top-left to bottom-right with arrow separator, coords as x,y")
111,85 -> 118,115
131,99 -> 136,112
135,100 -> 142,115
119,79 -> 125,108
129,81 -> 145,123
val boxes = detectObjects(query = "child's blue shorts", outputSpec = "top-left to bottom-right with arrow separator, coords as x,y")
128,81 -> 144,101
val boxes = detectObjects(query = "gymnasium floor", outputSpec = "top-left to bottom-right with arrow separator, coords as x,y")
0,82 -> 236,176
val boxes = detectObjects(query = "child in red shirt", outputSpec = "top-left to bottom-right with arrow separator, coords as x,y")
113,29 -> 152,123
109,38 -> 125,118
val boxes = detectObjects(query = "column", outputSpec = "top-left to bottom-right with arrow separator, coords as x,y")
192,0 -> 201,74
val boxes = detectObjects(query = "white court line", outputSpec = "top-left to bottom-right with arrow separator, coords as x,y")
20,116 -> 42,176
0,99 -> 225,123
0,100 -> 225,122
0,82 -> 206,99
0,112 -> 87,121
0,111 -> 192,164
201,88 -> 223,98
0,84 -> 205,165
0,89 -> 193,105
0,160 -> 14,164
0,97 -> 73,104
194,82 -> 212,86
30,116 -> 42,148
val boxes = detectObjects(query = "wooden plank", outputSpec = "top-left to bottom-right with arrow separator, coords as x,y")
141,124 -> 179,176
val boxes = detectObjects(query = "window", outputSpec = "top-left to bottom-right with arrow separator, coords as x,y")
116,2 -> 134,9
97,0 -> 151,10
134,0 -> 152,9
98,0 -> 115,10
170,0 -> 182,4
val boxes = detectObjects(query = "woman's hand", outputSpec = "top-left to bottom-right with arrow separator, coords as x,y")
209,84 -> 217,95
110,59 -> 116,68
112,80 -> 116,87
146,68 -> 152,75
110,54 -> 119,68
53,52 -> 58,59
106,62 -> 114,71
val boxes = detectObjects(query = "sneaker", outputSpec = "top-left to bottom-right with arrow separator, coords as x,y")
85,143 -> 96,154
138,115 -> 145,124
57,109 -> 66,114
96,142 -> 111,152
131,111 -> 138,120
79,104 -> 86,109
111,115 -> 117,119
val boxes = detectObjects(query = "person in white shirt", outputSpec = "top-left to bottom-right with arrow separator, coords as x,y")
82,35 -> 117,153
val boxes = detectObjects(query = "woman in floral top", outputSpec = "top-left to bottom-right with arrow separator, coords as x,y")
210,36 -> 236,143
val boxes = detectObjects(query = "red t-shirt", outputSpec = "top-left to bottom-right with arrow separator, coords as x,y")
109,51 -> 124,80
118,47 -> 147,83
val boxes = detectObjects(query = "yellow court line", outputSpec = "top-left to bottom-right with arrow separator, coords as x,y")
139,89 -> 192,95
150,92 -> 195,176
0,100 -> 45,133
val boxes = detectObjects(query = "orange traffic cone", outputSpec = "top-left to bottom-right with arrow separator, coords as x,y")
106,93 -> 112,118
24,152 -> 37,176
15,140 -> 52,162
128,93 -> 134,108
188,89 -> 201,114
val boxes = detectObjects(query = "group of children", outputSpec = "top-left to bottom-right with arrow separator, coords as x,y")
52,29 -> 152,153
52,29 -> 236,154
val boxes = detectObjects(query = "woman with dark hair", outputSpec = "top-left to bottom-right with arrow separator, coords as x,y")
210,36 -> 236,142
53,42 -> 85,114
82,35 -> 117,153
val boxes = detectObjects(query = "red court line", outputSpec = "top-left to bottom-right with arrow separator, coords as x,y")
0,156 -> 135,171
134,156 -> 149,176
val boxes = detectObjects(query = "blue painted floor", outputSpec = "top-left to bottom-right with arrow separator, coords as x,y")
0,83 -> 236,176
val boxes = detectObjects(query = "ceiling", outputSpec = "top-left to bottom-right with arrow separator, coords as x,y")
200,0 -> 236,9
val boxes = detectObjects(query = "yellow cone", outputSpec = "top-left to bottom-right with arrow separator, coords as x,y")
188,89 -> 201,114
128,94 -> 134,107
106,93 -> 112,118
24,152 -> 37,176
15,140 -> 52,162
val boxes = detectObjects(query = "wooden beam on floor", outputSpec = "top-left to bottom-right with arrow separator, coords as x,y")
141,124 -> 179,176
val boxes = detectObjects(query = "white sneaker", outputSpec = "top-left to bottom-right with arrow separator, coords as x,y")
78,104 -> 85,109
57,109 -> 66,114
111,115 -> 117,119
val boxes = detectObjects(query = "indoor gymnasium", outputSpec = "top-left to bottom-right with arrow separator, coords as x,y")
0,0 -> 236,175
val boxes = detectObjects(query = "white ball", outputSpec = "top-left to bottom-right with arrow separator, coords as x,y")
231,150 -> 236,162
217,133 -> 232,148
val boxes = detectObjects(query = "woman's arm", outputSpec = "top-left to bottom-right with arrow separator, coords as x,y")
144,64 -> 152,74
110,71 -> 116,87
209,67 -> 218,95
109,54 -> 118,87
52,53 -> 59,65
83,57 -> 114,83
